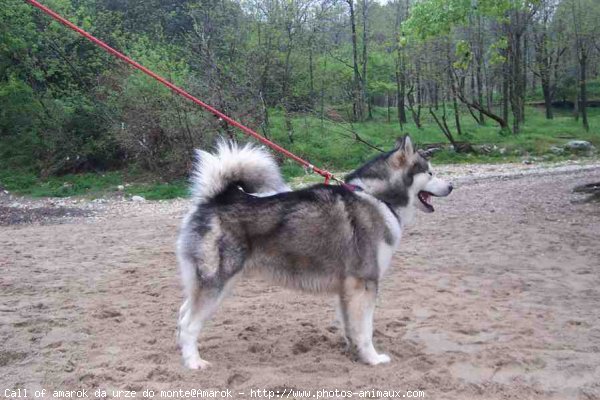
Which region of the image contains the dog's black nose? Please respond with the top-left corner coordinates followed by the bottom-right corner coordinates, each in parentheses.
top-left (448, 183), bottom-right (454, 193)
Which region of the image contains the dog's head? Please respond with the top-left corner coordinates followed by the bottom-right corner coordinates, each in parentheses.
top-left (345, 136), bottom-right (453, 213)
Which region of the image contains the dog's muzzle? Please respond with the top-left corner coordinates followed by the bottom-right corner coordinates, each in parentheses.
top-left (418, 179), bottom-right (453, 213)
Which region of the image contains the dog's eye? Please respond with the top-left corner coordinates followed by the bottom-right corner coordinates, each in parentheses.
top-left (428, 172), bottom-right (433, 176)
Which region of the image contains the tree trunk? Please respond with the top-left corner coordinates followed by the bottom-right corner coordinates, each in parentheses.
top-left (361, 0), bottom-right (370, 120)
top-left (396, 69), bottom-right (407, 124)
top-left (470, 70), bottom-right (476, 104)
top-left (395, 73), bottom-right (403, 130)
top-left (387, 92), bottom-right (391, 123)
top-left (348, 0), bottom-right (364, 122)
top-left (429, 105), bottom-right (458, 150)
top-left (309, 44), bottom-right (314, 101)
top-left (394, 0), bottom-right (406, 126)
top-left (453, 80), bottom-right (508, 130)
top-left (508, 10), bottom-right (527, 134)
top-left (416, 62), bottom-right (422, 126)
top-left (579, 49), bottom-right (589, 131)
top-left (285, 108), bottom-right (294, 144)
top-left (522, 30), bottom-right (528, 123)
top-left (453, 94), bottom-right (462, 136)
top-left (485, 67), bottom-right (493, 111)
top-left (502, 64), bottom-right (509, 124)
top-left (534, 25), bottom-right (554, 120)
top-left (282, 28), bottom-right (294, 143)
top-left (476, 57), bottom-right (485, 124)
top-left (510, 30), bottom-right (523, 134)
top-left (541, 81), bottom-right (553, 120)
top-left (320, 60), bottom-right (326, 131)
top-left (259, 91), bottom-right (270, 138)
top-left (446, 41), bottom-right (462, 135)
top-left (475, 14), bottom-right (485, 124)
top-left (407, 85), bottom-right (422, 129)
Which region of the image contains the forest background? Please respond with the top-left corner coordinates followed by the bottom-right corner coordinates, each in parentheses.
top-left (1, 0), bottom-right (599, 199)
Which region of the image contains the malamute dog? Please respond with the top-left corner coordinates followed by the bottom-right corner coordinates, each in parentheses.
top-left (176, 136), bottom-right (452, 369)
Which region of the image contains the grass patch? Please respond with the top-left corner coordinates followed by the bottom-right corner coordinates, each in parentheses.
top-left (1, 105), bottom-right (597, 199)
top-left (125, 180), bottom-right (189, 200)
top-left (0, 169), bottom-right (123, 197)
top-left (262, 105), bottom-right (599, 177)
top-left (0, 169), bottom-right (190, 200)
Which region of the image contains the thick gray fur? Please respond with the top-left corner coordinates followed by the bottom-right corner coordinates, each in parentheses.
top-left (176, 136), bottom-right (452, 369)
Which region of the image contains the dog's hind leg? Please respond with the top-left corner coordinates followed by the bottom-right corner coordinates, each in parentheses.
top-left (177, 232), bottom-right (244, 370)
top-left (340, 277), bottom-right (390, 365)
top-left (177, 286), bottom-right (226, 369)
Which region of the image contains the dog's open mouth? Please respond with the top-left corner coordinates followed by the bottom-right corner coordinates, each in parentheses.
top-left (418, 191), bottom-right (435, 212)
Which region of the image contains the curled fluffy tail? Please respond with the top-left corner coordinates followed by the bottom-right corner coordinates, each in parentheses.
top-left (191, 140), bottom-right (289, 203)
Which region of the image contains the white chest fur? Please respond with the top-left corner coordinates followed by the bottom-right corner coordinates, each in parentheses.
top-left (355, 191), bottom-right (402, 278)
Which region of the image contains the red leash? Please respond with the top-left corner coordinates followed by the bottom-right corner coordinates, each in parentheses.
top-left (25, 0), bottom-right (337, 185)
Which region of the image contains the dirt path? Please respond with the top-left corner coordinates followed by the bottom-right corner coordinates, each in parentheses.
top-left (1, 163), bottom-right (600, 399)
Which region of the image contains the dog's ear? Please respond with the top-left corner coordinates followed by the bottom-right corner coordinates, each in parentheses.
top-left (394, 135), bottom-right (414, 155)
top-left (391, 135), bottom-right (415, 167)
top-left (418, 148), bottom-right (433, 159)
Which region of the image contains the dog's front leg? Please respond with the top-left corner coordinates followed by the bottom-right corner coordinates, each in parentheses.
top-left (334, 295), bottom-right (350, 348)
top-left (340, 277), bottom-right (390, 365)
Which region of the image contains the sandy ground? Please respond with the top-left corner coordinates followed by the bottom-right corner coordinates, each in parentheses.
top-left (1, 162), bottom-right (600, 400)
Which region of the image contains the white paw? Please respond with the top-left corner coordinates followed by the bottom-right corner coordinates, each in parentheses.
top-left (362, 353), bottom-right (391, 365)
top-left (184, 357), bottom-right (211, 370)
top-left (375, 353), bottom-right (391, 364)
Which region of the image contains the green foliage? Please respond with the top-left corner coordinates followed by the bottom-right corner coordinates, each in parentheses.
top-left (2, 105), bottom-right (598, 198)
top-left (0, 76), bottom-right (39, 136)
top-left (404, 0), bottom-right (471, 39)
top-left (0, 168), bottom-right (192, 199)
top-left (453, 40), bottom-right (472, 70)
top-left (0, 169), bottom-right (122, 197)
top-left (267, 105), bottom-right (599, 176)
top-left (367, 50), bottom-right (396, 96)
top-left (1, 0), bottom-right (599, 200)
top-left (125, 180), bottom-right (189, 200)
top-left (403, 0), bottom-right (540, 40)
top-left (488, 38), bottom-right (508, 65)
